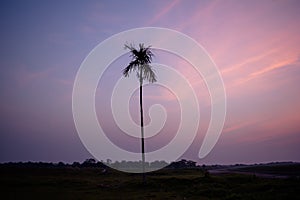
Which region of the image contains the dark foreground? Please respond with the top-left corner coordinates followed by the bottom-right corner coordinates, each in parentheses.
top-left (1, 164), bottom-right (300, 200)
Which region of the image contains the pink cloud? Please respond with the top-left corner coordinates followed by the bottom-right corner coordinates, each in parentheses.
top-left (147, 0), bottom-right (181, 26)
top-left (249, 56), bottom-right (298, 77)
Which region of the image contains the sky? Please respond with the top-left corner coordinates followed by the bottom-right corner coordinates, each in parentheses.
top-left (0, 0), bottom-right (300, 165)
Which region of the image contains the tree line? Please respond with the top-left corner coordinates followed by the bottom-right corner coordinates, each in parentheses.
top-left (0, 159), bottom-right (199, 170)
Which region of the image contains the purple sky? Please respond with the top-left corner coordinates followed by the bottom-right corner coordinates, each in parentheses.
top-left (1, 0), bottom-right (300, 164)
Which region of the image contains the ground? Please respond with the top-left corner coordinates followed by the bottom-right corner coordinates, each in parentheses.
top-left (1, 165), bottom-right (299, 199)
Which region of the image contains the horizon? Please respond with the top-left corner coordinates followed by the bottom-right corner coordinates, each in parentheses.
top-left (1, 0), bottom-right (300, 166)
top-left (1, 158), bottom-right (299, 166)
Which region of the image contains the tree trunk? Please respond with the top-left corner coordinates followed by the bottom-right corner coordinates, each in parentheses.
top-left (139, 70), bottom-right (146, 183)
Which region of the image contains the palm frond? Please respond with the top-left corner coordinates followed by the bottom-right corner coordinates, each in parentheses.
top-left (123, 43), bottom-right (156, 83)
top-left (122, 60), bottom-right (139, 77)
top-left (142, 64), bottom-right (157, 83)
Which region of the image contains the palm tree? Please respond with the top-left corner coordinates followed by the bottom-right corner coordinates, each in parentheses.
top-left (123, 43), bottom-right (156, 183)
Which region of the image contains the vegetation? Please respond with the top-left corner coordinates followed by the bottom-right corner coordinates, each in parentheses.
top-left (123, 43), bottom-right (157, 182)
top-left (0, 161), bottom-right (299, 199)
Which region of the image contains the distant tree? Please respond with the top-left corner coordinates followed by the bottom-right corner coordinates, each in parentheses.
top-left (82, 158), bottom-right (96, 167)
top-left (168, 159), bottom-right (198, 169)
top-left (150, 160), bottom-right (168, 169)
top-left (72, 162), bottom-right (81, 168)
top-left (96, 161), bottom-right (106, 168)
top-left (106, 159), bottom-right (112, 165)
top-left (57, 162), bottom-right (65, 167)
top-left (186, 160), bottom-right (197, 168)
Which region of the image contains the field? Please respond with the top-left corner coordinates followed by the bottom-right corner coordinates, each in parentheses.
top-left (1, 164), bottom-right (300, 200)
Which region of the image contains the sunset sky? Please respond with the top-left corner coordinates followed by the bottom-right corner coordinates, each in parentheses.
top-left (1, 0), bottom-right (300, 164)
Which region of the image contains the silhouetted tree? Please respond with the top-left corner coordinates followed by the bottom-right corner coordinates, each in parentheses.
top-left (82, 158), bottom-right (96, 167)
top-left (123, 43), bottom-right (156, 183)
top-left (150, 160), bottom-right (169, 169)
top-left (106, 159), bottom-right (112, 165)
top-left (57, 162), bottom-right (65, 167)
top-left (72, 162), bottom-right (81, 168)
top-left (168, 159), bottom-right (198, 169)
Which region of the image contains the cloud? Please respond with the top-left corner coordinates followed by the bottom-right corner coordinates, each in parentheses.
top-left (223, 120), bottom-right (258, 134)
top-left (176, 0), bottom-right (220, 31)
top-left (233, 55), bottom-right (299, 87)
top-left (250, 56), bottom-right (298, 77)
top-left (147, 0), bottom-right (181, 25)
top-left (221, 48), bottom-right (279, 75)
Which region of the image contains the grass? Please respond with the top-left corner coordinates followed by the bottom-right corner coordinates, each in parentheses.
top-left (0, 167), bottom-right (299, 199)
